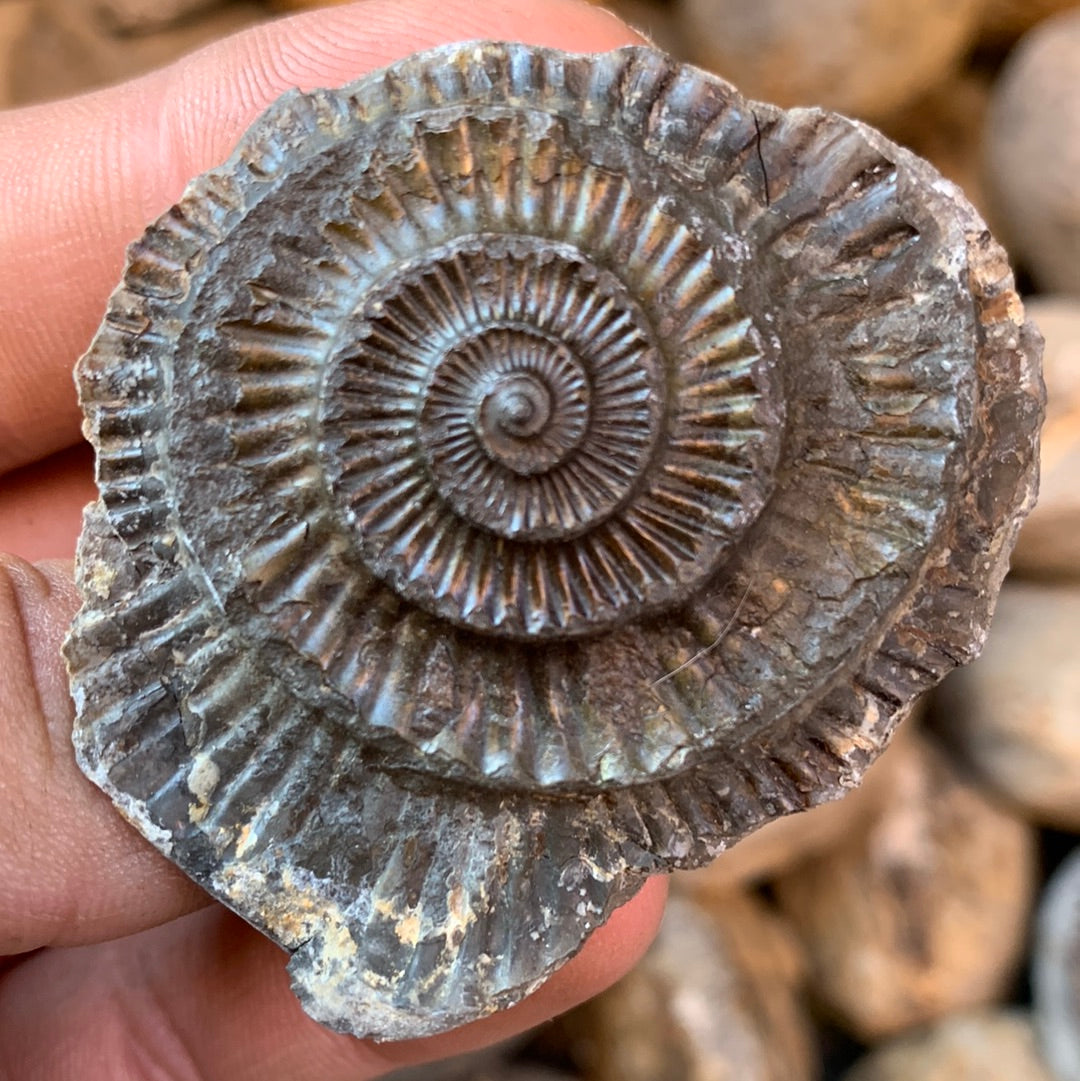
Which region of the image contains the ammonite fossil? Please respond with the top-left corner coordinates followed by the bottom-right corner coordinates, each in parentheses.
top-left (65, 42), bottom-right (1043, 1040)
top-left (1035, 849), bottom-right (1080, 1081)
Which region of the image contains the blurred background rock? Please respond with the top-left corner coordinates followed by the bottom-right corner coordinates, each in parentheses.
top-left (2, 0), bottom-right (1078, 1077)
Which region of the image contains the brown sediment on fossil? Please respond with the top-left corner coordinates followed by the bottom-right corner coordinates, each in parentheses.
top-left (64, 41), bottom-right (1043, 1040)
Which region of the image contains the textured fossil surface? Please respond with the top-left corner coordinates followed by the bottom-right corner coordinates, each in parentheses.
top-left (65, 41), bottom-right (1043, 1040)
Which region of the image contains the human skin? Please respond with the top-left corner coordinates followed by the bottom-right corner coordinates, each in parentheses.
top-left (0, 2), bottom-right (667, 1077)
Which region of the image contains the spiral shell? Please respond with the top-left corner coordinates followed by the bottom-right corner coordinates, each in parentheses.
top-left (65, 42), bottom-right (1042, 1040)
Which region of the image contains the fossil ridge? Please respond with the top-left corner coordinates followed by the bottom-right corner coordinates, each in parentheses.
top-left (65, 41), bottom-right (1043, 1040)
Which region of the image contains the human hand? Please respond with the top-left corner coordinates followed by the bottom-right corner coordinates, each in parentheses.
top-left (0, 2), bottom-right (667, 1076)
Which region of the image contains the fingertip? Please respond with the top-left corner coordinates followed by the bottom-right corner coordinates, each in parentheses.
top-left (0, 868), bottom-right (665, 1079)
top-left (0, 442), bottom-right (96, 562)
top-left (162, 0), bottom-right (645, 182)
top-left (0, 544), bottom-right (209, 955)
top-left (0, 551), bottom-right (78, 707)
top-left (552, 874), bottom-right (668, 1003)
top-left (0, 0), bottom-right (645, 474)
top-left (509, 873), bottom-right (668, 1018)
top-left (375, 874), bottom-right (669, 1071)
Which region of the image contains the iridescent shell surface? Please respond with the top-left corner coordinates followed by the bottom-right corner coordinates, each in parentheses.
top-left (65, 41), bottom-right (1043, 1040)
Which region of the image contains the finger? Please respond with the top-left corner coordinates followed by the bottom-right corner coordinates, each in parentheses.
top-left (0, 442), bottom-right (95, 561)
top-left (0, 878), bottom-right (667, 1081)
top-left (0, 555), bottom-right (209, 954)
top-left (0, 0), bottom-right (642, 474)
top-left (0, 0), bottom-right (643, 948)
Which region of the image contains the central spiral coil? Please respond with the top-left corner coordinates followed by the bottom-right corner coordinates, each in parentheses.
top-left (431, 329), bottom-right (590, 483)
top-left (320, 233), bottom-right (771, 637)
top-left (417, 319), bottom-right (644, 540)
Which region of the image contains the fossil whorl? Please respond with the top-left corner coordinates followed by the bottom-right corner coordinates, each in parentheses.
top-left (65, 42), bottom-right (1042, 1040)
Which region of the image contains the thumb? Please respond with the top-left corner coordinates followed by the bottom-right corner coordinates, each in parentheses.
top-left (0, 0), bottom-right (646, 949)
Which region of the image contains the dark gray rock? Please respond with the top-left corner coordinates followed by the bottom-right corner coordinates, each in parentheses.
top-left (64, 42), bottom-right (1043, 1040)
